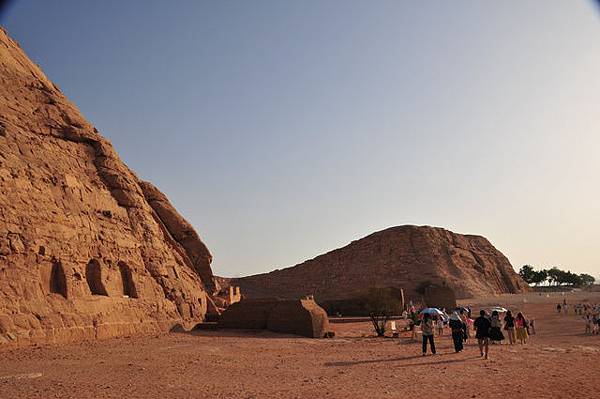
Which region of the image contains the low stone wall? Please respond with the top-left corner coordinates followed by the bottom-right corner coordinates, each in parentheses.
top-left (267, 299), bottom-right (329, 338)
top-left (218, 299), bottom-right (278, 330)
top-left (218, 298), bottom-right (330, 338)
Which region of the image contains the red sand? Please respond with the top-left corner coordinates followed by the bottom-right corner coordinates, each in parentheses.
top-left (1, 292), bottom-right (599, 399)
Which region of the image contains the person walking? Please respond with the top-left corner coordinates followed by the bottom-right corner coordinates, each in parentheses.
top-left (421, 313), bottom-right (436, 356)
top-left (449, 312), bottom-right (465, 353)
top-left (504, 310), bottom-right (516, 345)
top-left (466, 317), bottom-right (474, 341)
top-left (409, 319), bottom-right (417, 341)
top-left (489, 311), bottom-right (505, 344)
top-left (515, 312), bottom-right (529, 344)
top-left (474, 310), bottom-right (491, 359)
top-left (585, 315), bottom-right (592, 334)
top-left (459, 309), bottom-right (470, 341)
top-left (529, 318), bottom-right (536, 335)
top-left (435, 316), bottom-right (444, 337)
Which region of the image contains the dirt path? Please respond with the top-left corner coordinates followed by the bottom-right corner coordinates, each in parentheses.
top-left (1, 294), bottom-right (599, 398)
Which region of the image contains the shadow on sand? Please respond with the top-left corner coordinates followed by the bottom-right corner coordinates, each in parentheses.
top-left (170, 324), bottom-right (313, 340)
top-left (325, 353), bottom-right (481, 368)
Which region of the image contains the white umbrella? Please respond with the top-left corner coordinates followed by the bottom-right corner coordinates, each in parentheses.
top-left (420, 308), bottom-right (444, 316)
top-left (489, 306), bottom-right (508, 313)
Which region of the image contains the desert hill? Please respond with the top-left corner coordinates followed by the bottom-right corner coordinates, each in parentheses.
top-left (226, 225), bottom-right (528, 306)
top-left (0, 28), bottom-right (216, 346)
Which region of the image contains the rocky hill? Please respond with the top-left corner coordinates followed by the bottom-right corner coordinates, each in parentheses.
top-left (0, 28), bottom-right (216, 346)
top-left (227, 226), bottom-right (528, 304)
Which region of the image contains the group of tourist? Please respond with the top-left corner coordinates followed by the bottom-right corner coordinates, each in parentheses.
top-left (574, 302), bottom-right (600, 316)
top-left (557, 299), bottom-right (600, 335)
top-left (419, 308), bottom-right (533, 359)
top-left (579, 303), bottom-right (600, 335)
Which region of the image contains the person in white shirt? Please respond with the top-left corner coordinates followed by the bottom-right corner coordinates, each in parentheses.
top-left (421, 313), bottom-right (436, 356)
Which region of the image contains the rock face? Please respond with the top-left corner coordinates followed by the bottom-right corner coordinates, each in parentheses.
top-left (139, 181), bottom-right (216, 293)
top-left (423, 285), bottom-right (457, 310)
top-left (228, 226), bottom-right (528, 304)
top-left (218, 298), bottom-right (330, 338)
top-left (0, 28), bottom-right (216, 346)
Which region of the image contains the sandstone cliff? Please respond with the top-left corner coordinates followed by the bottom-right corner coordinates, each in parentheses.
top-left (228, 226), bottom-right (528, 303)
top-left (0, 28), bottom-right (216, 346)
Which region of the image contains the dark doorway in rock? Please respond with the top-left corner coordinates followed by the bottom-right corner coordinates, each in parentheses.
top-left (86, 259), bottom-right (108, 296)
top-left (118, 261), bottom-right (138, 298)
top-left (50, 261), bottom-right (67, 298)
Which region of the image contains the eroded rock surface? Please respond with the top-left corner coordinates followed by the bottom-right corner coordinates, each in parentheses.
top-left (228, 225), bottom-right (528, 303)
top-left (139, 181), bottom-right (216, 294)
top-left (0, 28), bottom-right (215, 346)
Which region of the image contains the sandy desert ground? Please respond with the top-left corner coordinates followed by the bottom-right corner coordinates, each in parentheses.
top-left (1, 292), bottom-right (599, 399)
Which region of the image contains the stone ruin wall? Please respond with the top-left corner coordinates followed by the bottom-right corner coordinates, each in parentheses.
top-left (218, 298), bottom-right (330, 338)
top-left (0, 28), bottom-right (217, 346)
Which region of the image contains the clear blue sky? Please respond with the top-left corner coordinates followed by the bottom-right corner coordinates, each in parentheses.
top-left (2, 1), bottom-right (600, 278)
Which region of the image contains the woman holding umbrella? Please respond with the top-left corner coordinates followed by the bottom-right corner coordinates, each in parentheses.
top-left (449, 312), bottom-right (465, 352)
top-left (420, 313), bottom-right (436, 356)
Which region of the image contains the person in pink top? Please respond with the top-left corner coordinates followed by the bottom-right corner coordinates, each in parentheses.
top-left (466, 316), bottom-right (474, 340)
top-left (515, 312), bottom-right (529, 344)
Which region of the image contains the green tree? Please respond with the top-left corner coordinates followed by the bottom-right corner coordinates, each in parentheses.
top-left (564, 271), bottom-right (582, 287)
top-left (547, 267), bottom-right (563, 286)
top-left (525, 266), bottom-right (593, 288)
top-left (545, 268), bottom-right (585, 287)
top-left (579, 274), bottom-right (596, 287)
top-left (519, 265), bottom-right (536, 284)
top-left (531, 269), bottom-right (548, 286)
